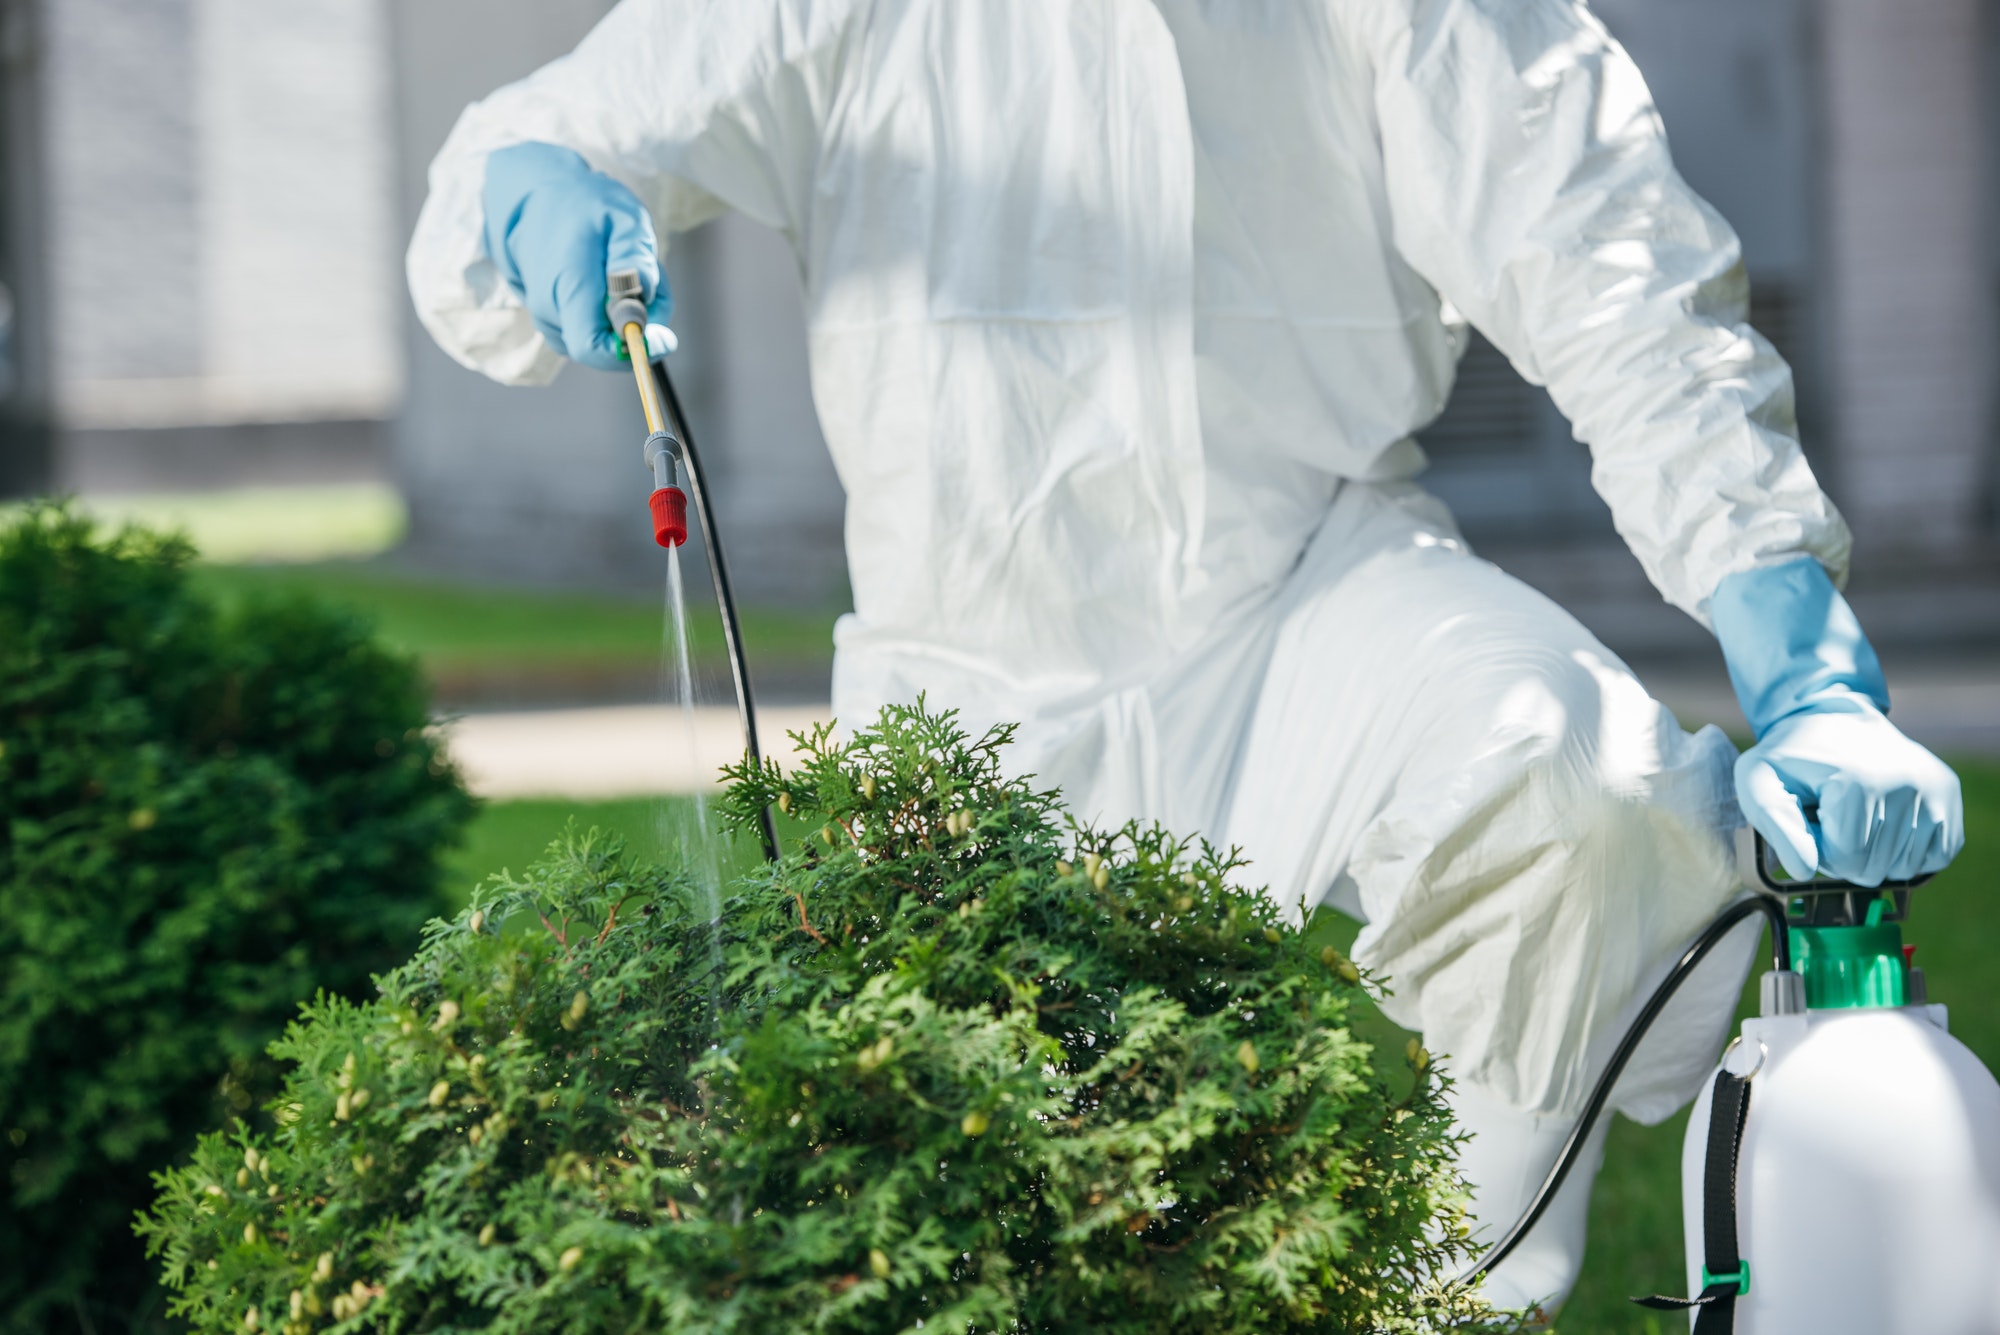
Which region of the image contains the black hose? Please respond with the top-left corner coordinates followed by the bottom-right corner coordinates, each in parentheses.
top-left (1461, 892), bottom-right (1791, 1282)
top-left (648, 356), bottom-right (780, 863)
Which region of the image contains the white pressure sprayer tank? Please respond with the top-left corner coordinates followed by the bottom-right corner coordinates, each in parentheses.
top-left (1662, 832), bottom-right (2000, 1333)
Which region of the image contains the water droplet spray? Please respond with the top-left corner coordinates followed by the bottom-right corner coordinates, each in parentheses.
top-left (660, 544), bottom-right (727, 1028)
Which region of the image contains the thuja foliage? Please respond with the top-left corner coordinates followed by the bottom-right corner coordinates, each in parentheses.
top-left (142, 703), bottom-right (1515, 1333)
top-left (0, 504), bottom-right (475, 1334)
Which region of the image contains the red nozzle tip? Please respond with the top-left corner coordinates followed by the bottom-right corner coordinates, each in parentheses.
top-left (649, 487), bottom-right (688, 548)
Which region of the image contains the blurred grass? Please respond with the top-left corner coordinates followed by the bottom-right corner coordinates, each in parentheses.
top-left (442, 796), bottom-right (772, 911)
top-left (444, 797), bottom-right (666, 902)
top-left (18, 486), bottom-right (840, 683)
top-left (7, 485), bottom-right (408, 563)
top-left (189, 562), bottom-right (839, 682)
top-left (1309, 759), bottom-right (1999, 1331)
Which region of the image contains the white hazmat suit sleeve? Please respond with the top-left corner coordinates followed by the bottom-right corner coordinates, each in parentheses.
top-left (405, 0), bottom-right (853, 386)
top-left (1357, 0), bottom-right (1850, 623)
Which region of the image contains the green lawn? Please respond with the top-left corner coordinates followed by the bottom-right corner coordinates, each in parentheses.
top-left (440, 795), bottom-right (770, 905)
top-left (452, 762), bottom-right (2000, 1330)
top-left (190, 562), bottom-right (839, 690)
top-left (10, 484), bottom-right (409, 565)
top-left (26, 488), bottom-right (841, 684)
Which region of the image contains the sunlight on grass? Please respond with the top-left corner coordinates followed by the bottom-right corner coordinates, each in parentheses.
top-left (189, 562), bottom-right (841, 679)
top-left (10, 489), bottom-right (840, 685)
top-left (195, 564), bottom-right (667, 667)
top-left (18, 484), bottom-right (408, 563)
top-left (443, 795), bottom-right (769, 912)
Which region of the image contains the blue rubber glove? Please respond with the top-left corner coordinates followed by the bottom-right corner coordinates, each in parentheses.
top-left (1712, 557), bottom-right (1962, 886)
top-left (481, 142), bottom-right (675, 371)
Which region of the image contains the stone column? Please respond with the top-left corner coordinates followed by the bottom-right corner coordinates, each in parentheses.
top-left (1820, 0), bottom-right (1994, 559)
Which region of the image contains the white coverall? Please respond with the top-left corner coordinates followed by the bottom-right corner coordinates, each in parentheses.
top-left (409, 0), bottom-right (1849, 1311)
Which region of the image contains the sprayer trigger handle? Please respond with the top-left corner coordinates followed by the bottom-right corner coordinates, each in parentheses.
top-left (1737, 826), bottom-right (1933, 893)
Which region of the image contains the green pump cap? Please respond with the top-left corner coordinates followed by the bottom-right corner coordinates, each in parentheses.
top-left (1789, 921), bottom-right (1907, 1009)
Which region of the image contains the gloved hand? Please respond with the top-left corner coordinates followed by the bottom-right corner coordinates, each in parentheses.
top-left (482, 141), bottom-right (675, 371)
top-left (1712, 557), bottom-right (1962, 886)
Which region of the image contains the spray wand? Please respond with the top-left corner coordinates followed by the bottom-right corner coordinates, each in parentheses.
top-left (608, 270), bottom-right (779, 861)
top-left (608, 272), bottom-right (690, 549)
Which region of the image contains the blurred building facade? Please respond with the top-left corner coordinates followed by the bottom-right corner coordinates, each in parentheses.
top-left (9, 0), bottom-right (1999, 640)
top-left (27, 0), bottom-right (401, 492)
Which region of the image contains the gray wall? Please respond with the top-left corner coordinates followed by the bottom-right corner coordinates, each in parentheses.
top-left (1598, 0), bottom-right (1818, 281)
top-left (1820, 0), bottom-right (1994, 558)
top-left (39, 0), bottom-right (398, 434)
top-left (45, 0), bottom-right (200, 388)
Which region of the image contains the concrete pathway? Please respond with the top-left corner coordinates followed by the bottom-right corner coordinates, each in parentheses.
top-left (442, 659), bottom-right (2000, 800)
top-left (442, 703), bottom-right (835, 799)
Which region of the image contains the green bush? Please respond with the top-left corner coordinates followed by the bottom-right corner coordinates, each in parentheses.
top-left (141, 703), bottom-right (1513, 1333)
top-left (0, 505), bottom-right (475, 1333)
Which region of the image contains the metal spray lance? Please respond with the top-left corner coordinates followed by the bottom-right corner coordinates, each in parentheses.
top-left (607, 269), bottom-right (688, 548)
top-left (602, 268), bottom-right (781, 862)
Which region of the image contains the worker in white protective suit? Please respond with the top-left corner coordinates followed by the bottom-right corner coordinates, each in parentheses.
top-left (408, 0), bottom-right (1964, 1317)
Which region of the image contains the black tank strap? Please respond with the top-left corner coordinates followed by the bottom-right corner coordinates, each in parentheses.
top-left (1632, 1069), bottom-right (1753, 1332)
